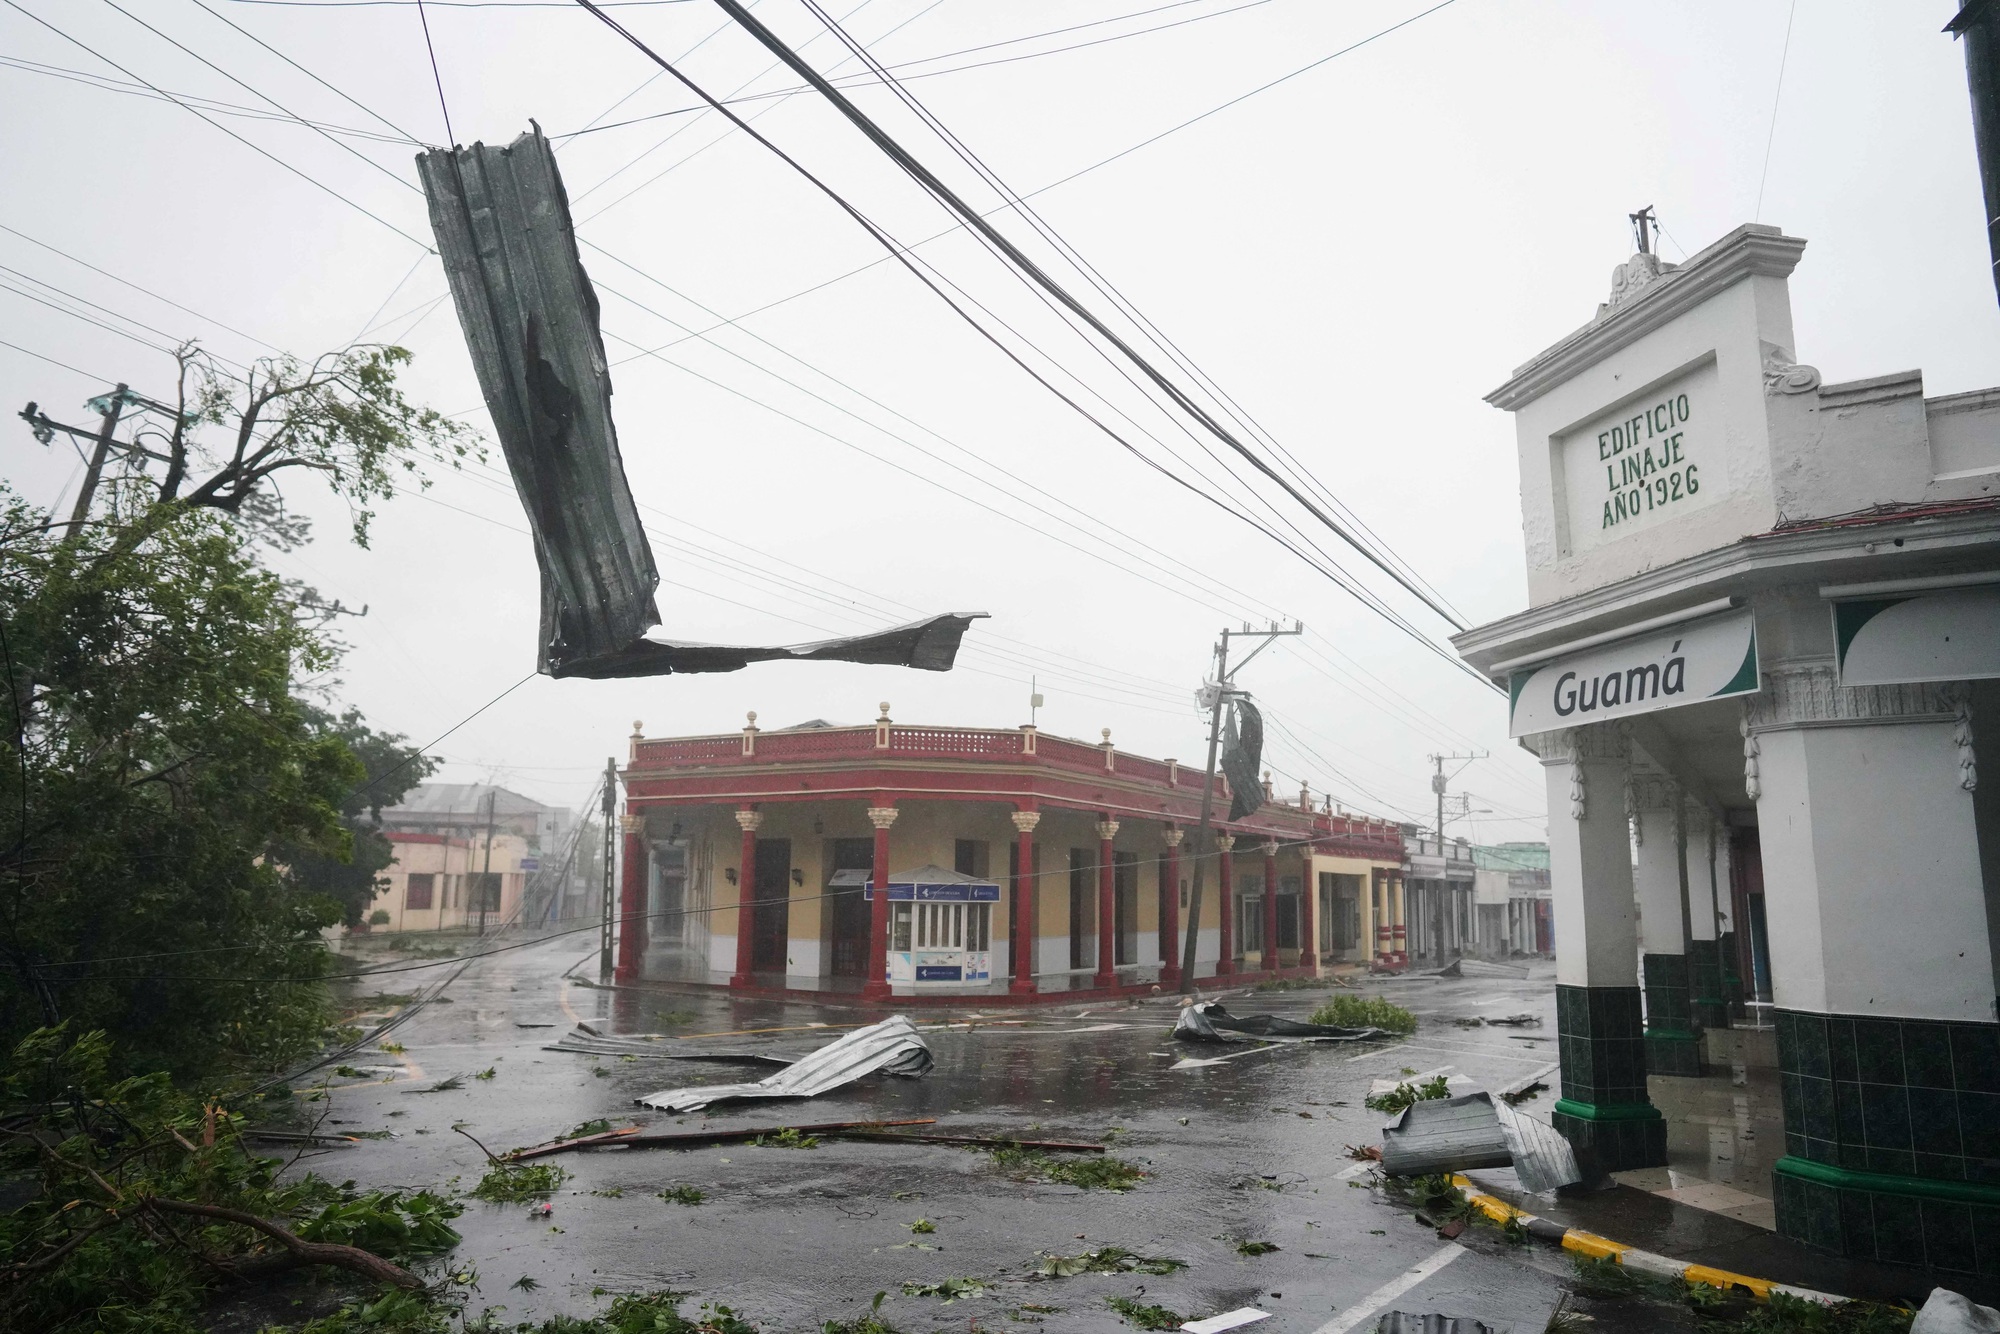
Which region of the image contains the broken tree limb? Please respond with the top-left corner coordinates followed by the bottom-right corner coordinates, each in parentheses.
top-left (140, 1197), bottom-right (424, 1290)
top-left (510, 1118), bottom-right (936, 1159)
top-left (504, 1126), bottom-right (641, 1161)
top-left (830, 1131), bottom-right (1105, 1152)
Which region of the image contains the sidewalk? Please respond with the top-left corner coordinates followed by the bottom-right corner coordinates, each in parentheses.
top-left (1480, 1025), bottom-right (2000, 1308)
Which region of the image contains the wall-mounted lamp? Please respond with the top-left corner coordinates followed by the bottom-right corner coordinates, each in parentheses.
top-left (723, 867), bottom-right (738, 885)
top-left (791, 868), bottom-right (805, 886)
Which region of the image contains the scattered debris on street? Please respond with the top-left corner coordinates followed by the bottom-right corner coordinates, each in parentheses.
top-left (635, 1014), bottom-right (933, 1111)
top-left (1172, 1000), bottom-right (1389, 1044)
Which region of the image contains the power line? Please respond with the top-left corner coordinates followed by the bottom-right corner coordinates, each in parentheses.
top-left (1, 0), bottom-right (432, 248)
top-left (1753, 0), bottom-right (1798, 222)
top-left (573, 1), bottom-right (1487, 687)
top-left (415, 0), bottom-right (457, 144)
top-left (0, 221), bottom-right (282, 352)
top-left (710, 0), bottom-right (1469, 637)
top-left (552, 0), bottom-right (1280, 141)
top-left (797, 0), bottom-right (1468, 629)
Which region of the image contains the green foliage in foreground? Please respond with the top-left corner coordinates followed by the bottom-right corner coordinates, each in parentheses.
top-left (1566, 1257), bottom-right (1914, 1333)
top-left (1033, 1246), bottom-right (1184, 1276)
top-left (1307, 994), bottom-right (1418, 1034)
top-left (0, 1027), bottom-right (461, 1334)
top-left (988, 1147), bottom-right (1145, 1190)
top-left (1107, 1296), bottom-right (1184, 1330)
top-left (469, 1163), bottom-right (568, 1203)
top-left (1366, 1075), bottom-right (1451, 1114)
top-left (820, 1293), bottom-right (897, 1334)
top-left (282, 1289), bottom-right (761, 1334)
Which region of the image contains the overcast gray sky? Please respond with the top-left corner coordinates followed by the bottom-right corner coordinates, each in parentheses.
top-left (4, 0), bottom-right (1994, 837)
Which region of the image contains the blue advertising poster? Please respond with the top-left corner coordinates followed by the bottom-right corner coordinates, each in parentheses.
top-left (916, 965), bottom-right (964, 982)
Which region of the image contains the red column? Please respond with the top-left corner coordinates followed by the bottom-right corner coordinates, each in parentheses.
top-left (1263, 842), bottom-right (1280, 975)
top-left (1010, 808), bottom-right (1040, 996)
top-left (729, 808), bottom-right (761, 988)
top-left (863, 800), bottom-right (897, 1001)
top-left (1160, 827), bottom-right (1183, 988)
top-left (1299, 852), bottom-right (1318, 972)
top-left (1215, 833), bottom-right (1236, 976)
top-left (1093, 818), bottom-right (1119, 989)
top-left (614, 814), bottom-right (646, 982)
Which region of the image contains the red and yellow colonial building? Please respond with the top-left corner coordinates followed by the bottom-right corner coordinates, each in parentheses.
top-left (612, 706), bottom-right (1407, 999)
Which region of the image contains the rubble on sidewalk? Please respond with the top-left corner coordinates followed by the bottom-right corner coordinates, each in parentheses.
top-left (635, 1014), bottom-right (932, 1112)
top-left (1378, 1091), bottom-right (1581, 1192)
top-left (1915, 1288), bottom-right (2000, 1332)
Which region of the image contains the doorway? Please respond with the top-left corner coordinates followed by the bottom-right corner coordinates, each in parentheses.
top-left (1068, 848), bottom-right (1092, 971)
top-left (827, 837), bottom-right (874, 979)
top-left (1114, 851), bottom-right (1137, 965)
top-left (751, 837), bottom-right (791, 973)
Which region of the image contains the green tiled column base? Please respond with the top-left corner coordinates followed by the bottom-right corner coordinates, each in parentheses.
top-left (1688, 939), bottom-right (1728, 1029)
top-left (1555, 984), bottom-right (1667, 1171)
top-left (1642, 953), bottom-right (1701, 1076)
top-left (1775, 1008), bottom-right (2000, 1274)
top-left (1645, 1029), bottom-right (1703, 1077)
top-left (1773, 1157), bottom-right (2000, 1276)
top-left (1552, 1098), bottom-right (1668, 1172)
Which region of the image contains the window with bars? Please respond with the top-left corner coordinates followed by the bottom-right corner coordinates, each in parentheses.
top-left (908, 901), bottom-right (992, 951)
top-left (405, 874), bottom-right (434, 911)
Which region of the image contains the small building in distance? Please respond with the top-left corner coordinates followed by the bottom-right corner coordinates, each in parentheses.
top-left (370, 783), bottom-right (576, 931)
top-left (1472, 842), bottom-right (1552, 957)
top-left (612, 708), bottom-right (1408, 997)
top-left (1401, 831), bottom-right (1476, 965)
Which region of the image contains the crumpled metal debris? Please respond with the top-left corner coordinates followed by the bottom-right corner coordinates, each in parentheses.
top-left (1914, 1287), bottom-right (2000, 1333)
top-left (1379, 1091), bottom-right (1581, 1193)
top-left (416, 126), bottom-right (984, 679)
top-left (635, 1014), bottom-right (932, 1112)
top-left (1173, 1000), bottom-right (1388, 1044)
top-left (1221, 698), bottom-right (1264, 821)
top-left (1376, 1316), bottom-right (1496, 1333)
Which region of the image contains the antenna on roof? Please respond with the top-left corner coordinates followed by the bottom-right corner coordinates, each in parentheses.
top-left (1029, 675), bottom-right (1043, 727)
top-left (1629, 205), bottom-right (1657, 256)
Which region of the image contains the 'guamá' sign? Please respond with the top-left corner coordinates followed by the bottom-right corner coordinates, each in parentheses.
top-left (1507, 608), bottom-right (1759, 738)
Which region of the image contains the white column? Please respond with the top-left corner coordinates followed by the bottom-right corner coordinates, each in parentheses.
top-left (1541, 724), bottom-right (1640, 989)
top-left (1750, 669), bottom-right (1993, 1022)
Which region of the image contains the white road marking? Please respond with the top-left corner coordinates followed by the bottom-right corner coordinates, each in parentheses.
top-left (1311, 1242), bottom-right (1466, 1334)
top-left (1344, 1043), bottom-right (1407, 1063)
top-left (1170, 1044), bottom-right (1292, 1070)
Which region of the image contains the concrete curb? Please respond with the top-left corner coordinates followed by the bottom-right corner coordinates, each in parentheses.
top-left (1445, 1174), bottom-right (1848, 1306)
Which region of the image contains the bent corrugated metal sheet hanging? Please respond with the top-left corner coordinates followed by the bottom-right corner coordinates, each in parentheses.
top-left (415, 125), bottom-right (982, 678)
top-left (1221, 696), bottom-right (1264, 821)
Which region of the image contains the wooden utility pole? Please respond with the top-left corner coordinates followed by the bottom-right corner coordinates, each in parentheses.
top-left (67, 384), bottom-right (127, 537)
top-left (1427, 752), bottom-right (1485, 965)
top-left (1177, 622), bottom-right (1302, 993)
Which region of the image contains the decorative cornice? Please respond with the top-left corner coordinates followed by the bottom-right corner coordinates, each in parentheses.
top-left (1452, 508), bottom-right (2000, 676)
top-left (1569, 722), bottom-right (1630, 762)
top-left (1161, 826), bottom-right (1185, 848)
top-left (1761, 341), bottom-right (1821, 396)
top-left (1214, 834), bottom-right (1236, 853)
top-left (1095, 819), bottom-right (1121, 842)
top-left (619, 814), bottom-right (644, 834)
top-left (1009, 810), bottom-right (1042, 834)
top-left (1486, 225), bottom-right (1806, 412)
top-left (734, 808), bottom-right (763, 833)
top-left (865, 805), bottom-right (899, 830)
top-left (1744, 666), bottom-right (1965, 731)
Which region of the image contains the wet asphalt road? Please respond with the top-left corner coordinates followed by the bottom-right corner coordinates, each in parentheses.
top-left (305, 938), bottom-right (1573, 1333)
